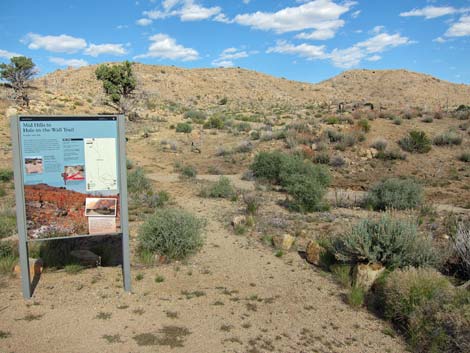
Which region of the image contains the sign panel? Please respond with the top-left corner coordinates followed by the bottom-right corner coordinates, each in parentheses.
top-left (18, 116), bottom-right (121, 240)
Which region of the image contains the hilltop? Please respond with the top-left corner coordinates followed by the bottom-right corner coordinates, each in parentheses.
top-left (27, 64), bottom-right (470, 113)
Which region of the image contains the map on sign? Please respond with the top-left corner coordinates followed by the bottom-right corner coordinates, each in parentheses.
top-left (84, 138), bottom-right (117, 191)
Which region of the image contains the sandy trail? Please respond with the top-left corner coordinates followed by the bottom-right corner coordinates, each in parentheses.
top-left (0, 176), bottom-right (407, 353)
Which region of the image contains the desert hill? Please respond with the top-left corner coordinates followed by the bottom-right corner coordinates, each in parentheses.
top-left (29, 64), bottom-right (470, 112)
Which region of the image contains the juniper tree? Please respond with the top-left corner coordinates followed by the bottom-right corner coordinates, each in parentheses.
top-left (95, 61), bottom-right (137, 116)
top-left (0, 56), bottom-right (37, 107)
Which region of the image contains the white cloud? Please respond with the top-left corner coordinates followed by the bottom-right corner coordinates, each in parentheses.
top-left (212, 47), bottom-right (252, 67)
top-left (234, 0), bottom-right (354, 38)
top-left (356, 33), bottom-right (412, 54)
top-left (142, 0), bottom-right (222, 22)
top-left (136, 18), bottom-right (153, 26)
top-left (23, 33), bottom-right (87, 53)
top-left (49, 57), bottom-right (88, 68)
top-left (445, 15), bottom-right (470, 37)
top-left (134, 33), bottom-right (199, 61)
top-left (295, 19), bottom-right (344, 40)
top-left (267, 41), bottom-right (327, 60)
top-left (400, 6), bottom-right (458, 19)
top-left (367, 54), bottom-right (381, 61)
top-left (0, 49), bottom-right (22, 59)
top-left (351, 10), bottom-right (361, 18)
top-left (372, 25), bottom-right (384, 34)
top-left (267, 31), bottom-right (412, 68)
top-left (84, 43), bottom-right (127, 57)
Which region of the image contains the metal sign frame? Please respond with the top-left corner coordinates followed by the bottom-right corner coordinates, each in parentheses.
top-left (10, 115), bottom-right (131, 299)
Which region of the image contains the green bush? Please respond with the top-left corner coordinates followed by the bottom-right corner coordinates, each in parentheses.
top-left (235, 122), bottom-right (251, 132)
top-left (138, 208), bottom-right (206, 260)
top-left (127, 167), bottom-right (168, 208)
top-left (250, 151), bottom-right (285, 183)
top-left (399, 130), bottom-right (431, 153)
top-left (184, 110), bottom-right (206, 124)
top-left (180, 165), bottom-right (197, 179)
top-left (331, 215), bottom-right (441, 269)
top-left (285, 173), bottom-right (329, 212)
top-left (357, 119), bottom-right (371, 133)
top-left (0, 210), bottom-right (16, 239)
top-left (365, 178), bottom-right (423, 211)
top-left (380, 268), bottom-right (470, 352)
top-left (433, 131), bottom-right (462, 146)
top-left (251, 151), bottom-right (330, 212)
top-left (348, 286), bottom-right (365, 308)
top-left (376, 149), bottom-right (407, 161)
top-left (458, 152), bottom-right (470, 162)
top-left (0, 256), bottom-right (17, 275)
top-left (175, 122), bottom-right (192, 133)
top-left (0, 240), bottom-right (17, 259)
top-left (0, 169), bottom-right (13, 182)
top-left (313, 152), bottom-right (330, 164)
top-left (199, 177), bottom-right (236, 199)
top-left (203, 116), bottom-right (224, 129)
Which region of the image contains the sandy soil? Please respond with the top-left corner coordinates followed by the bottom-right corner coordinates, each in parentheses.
top-left (0, 174), bottom-right (407, 353)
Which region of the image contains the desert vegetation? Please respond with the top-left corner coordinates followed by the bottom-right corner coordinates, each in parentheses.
top-left (0, 63), bottom-right (469, 353)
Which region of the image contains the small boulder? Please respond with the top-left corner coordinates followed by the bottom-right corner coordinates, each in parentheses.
top-left (231, 215), bottom-right (246, 228)
top-left (305, 240), bottom-right (324, 266)
top-left (273, 234), bottom-right (295, 251)
top-left (353, 263), bottom-right (385, 292)
top-left (14, 258), bottom-right (43, 278)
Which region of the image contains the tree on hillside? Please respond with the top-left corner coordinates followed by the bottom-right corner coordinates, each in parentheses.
top-left (0, 56), bottom-right (37, 107)
top-left (95, 61), bottom-right (137, 117)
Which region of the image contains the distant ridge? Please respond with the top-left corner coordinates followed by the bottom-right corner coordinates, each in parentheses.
top-left (31, 63), bottom-right (470, 110)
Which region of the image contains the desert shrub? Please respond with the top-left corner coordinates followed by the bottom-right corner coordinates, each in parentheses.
top-left (203, 116), bottom-right (224, 129)
top-left (421, 116), bottom-right (433, 123)
top-left (175, 122), bottom-right (192, 133)
top-left (179, 165), bottom-right (197, 179)
top-left (137, 208), bottom-right (206, 260)
top-left (0, 169), bottom-right (13, 182)
top-left (393, 116), bottom-right (403, 125)
top-left (243, 192), bottom-right (260, 215)
top-left (325, 129), bottom-right (344, 143)
top-left (0, 210), bottom-right (16, 239)
top-left (331, 215), bottom-right (441, 269)
top-left (458, 152), bottom-right (470, 163)
top-left (453, 222), bottom-right (470, 279)
top-left (370, 138), bottom-right (388, 152)
top-left (284, 173), bottom-right (329, 212)
top-left (433, 130), bottom-right (462, 146)
top-left (329, 155), bottom-right (346, 168)
top-left (251, 151), bottom-right (330, 212)
top-left (233, 140), bottom-right (253, 153)
top-left (365, 178), bottom-right (423, 211)
top-left (348, 286), bottom-right (366, 308)
top-left (380, 268), bottom-right (470, 353)
top-left (184, 110), bottom-right (206, 123)
top-left (127, 167), bottom-right (151, 194)
top-left (0, 255), bottom-right (17, 275)
top-left (0, 240), bottom-right (17, 259)
top-left (399, 130), bottom-right (431, 153)
top-left (199, 177), bottom-right (236, 199)
top-left (313, 152), bottom-right (330, 164)
top-left (250, 151), bottom-right (285, 182)
top-left (357, 119), bottom-right (371, 132)
top-left (127, 167), bottom-right (167, 208)
top-left (235, 122), bottom-right (251, 132)
top-left (376, 149), bottom-right (407, 161)
top-left (249, 130), bottom-right (260, 140)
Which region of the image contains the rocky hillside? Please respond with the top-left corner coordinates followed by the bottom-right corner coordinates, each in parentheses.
top-left (26, 64), bottom-right (470, 112)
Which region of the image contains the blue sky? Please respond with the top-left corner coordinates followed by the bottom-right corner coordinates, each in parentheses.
top-left (1, 0), bottom-right (470, 84)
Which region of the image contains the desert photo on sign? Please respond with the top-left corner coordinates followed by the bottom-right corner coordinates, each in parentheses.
top-left (24, 157), bottom-right (43, 174)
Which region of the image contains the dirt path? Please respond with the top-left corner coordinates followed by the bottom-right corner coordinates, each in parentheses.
top-left (0, 176), bottom-right (407, 353)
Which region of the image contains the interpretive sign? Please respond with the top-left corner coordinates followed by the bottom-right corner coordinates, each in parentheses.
top-left (11, 116), bottom-right (131, 298)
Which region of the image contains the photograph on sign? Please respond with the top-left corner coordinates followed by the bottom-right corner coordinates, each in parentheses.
top-left (85, 198), bottom-right (117, 217)
top-left (19, 117), bottom-right (121, 240)
top-left (25, 157), bottom-right (43, 174)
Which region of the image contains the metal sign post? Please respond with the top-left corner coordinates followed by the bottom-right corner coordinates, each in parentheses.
top-left (10, 115), bottom-right (131, 299)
